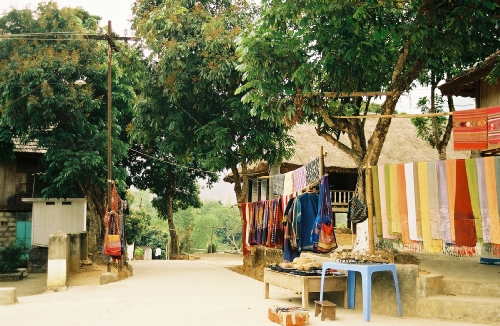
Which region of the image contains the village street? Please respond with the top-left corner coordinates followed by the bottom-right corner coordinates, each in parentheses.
top-left (0, 253), bottom-right (494, 326)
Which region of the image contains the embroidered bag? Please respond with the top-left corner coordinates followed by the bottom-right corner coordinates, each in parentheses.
top-left (348, 169), bottom-right (368, 224)
top-left (104, 211), bottom-right (121, 256)
top-left (312, 175), bottom-right (338, 253)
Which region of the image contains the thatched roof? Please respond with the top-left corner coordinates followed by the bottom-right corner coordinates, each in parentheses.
top-left (224, 117), bottom-right (470, 183)
top-left (439, 50), bottom-right (500, 97)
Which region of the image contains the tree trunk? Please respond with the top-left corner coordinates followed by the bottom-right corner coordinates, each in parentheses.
top-left (232, 163), bottom-right (250, 255)
top-left (165, 193), bottom-right (180, 259)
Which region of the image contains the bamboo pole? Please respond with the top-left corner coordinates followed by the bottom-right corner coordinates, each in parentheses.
top-left (331, 112), bottom-right (453, 119)
top-left (366, 161), bottom-right (375, 254)
top-left (319, 146), bottom-right (324, 178)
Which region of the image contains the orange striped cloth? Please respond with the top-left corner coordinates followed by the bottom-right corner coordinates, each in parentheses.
top-left (484, 157), bottom-right (500, 244)
top-left (453, 108), bottom-right (488, 150)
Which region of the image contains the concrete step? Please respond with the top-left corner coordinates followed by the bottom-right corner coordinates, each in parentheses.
top-left (419, 294), bottom-right (500, 324)
top-left (442, 279), bottom-right (500, 298)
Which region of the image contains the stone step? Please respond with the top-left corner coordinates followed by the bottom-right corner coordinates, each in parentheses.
top-left (442, 279), bottom-right (500, 298)
top-left (420, 294), bottom-right (500, 324)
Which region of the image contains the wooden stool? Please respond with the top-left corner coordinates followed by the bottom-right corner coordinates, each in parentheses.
top-left (314, 300), bottom-right (336, 321)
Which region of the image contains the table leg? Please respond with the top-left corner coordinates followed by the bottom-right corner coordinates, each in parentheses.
top-left (319, 268), bottom-right (327, 302)
top-left (362, 271), bottom-right (372, 322)
top-left (302, 278), bottom-right (309, 308)
top-left (347, 270), bottom-right (356, 309)
top-left (392, 270), bottom-right (402, 317)
top-left (265, 281), bottom-right (269, 299)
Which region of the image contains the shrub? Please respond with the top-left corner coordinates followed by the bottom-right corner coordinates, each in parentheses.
top-left (0, 241), bottom-right (29, 273)
top-left (133, 247), bottom-right (144, 260)
top-left (207, 243), bottom-right (217, 254)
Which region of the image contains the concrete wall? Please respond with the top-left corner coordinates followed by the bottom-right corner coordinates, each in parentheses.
top-left (0, 212), bottom-right (16, 244)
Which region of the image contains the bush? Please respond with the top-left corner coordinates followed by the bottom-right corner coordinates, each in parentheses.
top-left (207, 243), bottom-right (217, 254)
top-left (133, 247), bottom-right (144, 260)
top-left (0, 241), bottom-right (29, 273)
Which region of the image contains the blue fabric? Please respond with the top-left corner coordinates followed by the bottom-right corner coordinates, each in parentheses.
top-left (297, 193), bottom-right (319, 251)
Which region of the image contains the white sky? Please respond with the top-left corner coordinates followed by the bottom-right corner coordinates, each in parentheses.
top-left (0, 0), bottom-right (135, 37)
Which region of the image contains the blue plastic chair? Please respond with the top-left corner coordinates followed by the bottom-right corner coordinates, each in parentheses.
top-left (319, 262), bottom-right (402, 322)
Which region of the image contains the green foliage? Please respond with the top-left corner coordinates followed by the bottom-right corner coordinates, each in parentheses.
top-left (236, 0), bottom-right (500, 167)
top-left (0, 241), bottom-right (29, 273)
top-left (411, 96), bottom-right (448, 149)
top-left (133, 247), bottom-right (144, 260)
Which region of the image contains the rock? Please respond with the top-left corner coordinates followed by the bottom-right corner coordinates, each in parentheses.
top-left (100, 272), bottom-right (117, 285)
top-left (0, 287), bottom-right (18, 305)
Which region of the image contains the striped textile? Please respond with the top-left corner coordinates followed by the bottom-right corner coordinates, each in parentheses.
top-left (495, 156), bottom-right (500, 214)
top-left (454, 159), bottom-right (477, 247)
top-left (436, 160), bottom-right (452, 243)
top-left (305, 158), bottom-right (320, 186)
top-left (484, 157), bottom-right (500, 244)
top-left (371, 166), bottom-right (383, 237)
top-left (465, 158), bottom-right (483, 240)
top-left (293, 166), bottom-right (306, 192)
top-left (453, 108), bottom-right (488, 150)
top-left (384, 165), bottom-right (394, 234)
top-left (427, 161), bottom-right (442, 240)
top-left (389, 164), bottom-right (401, 233)
top-left (405, 162), bottom-right (421, 241)
top-left (378, 165), bottom-right (391, 239)
top-left (476, 158), bottom-right (491, 243)
top-left (446, 160), bottom-right (457, 242)
top-left (397, 164), bottom-right (415, 244)
top-left (418, 162), bottom-right (442, 253)
top-left (414, 163), bottom-right (424, 240)
top-left (487, 106), bottom-right (500, 144)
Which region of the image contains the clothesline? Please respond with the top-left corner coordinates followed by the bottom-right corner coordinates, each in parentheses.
top-left (331, 112), bottom-right (454, 119)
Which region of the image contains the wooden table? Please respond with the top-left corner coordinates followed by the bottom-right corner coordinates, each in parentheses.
top-left (264, 268), bottom-right (347, 308)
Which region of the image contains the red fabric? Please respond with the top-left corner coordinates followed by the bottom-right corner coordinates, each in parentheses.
top-left (453, 108), bottom-right (488, 150)
top-left (487, 106), bottom-right (500, 144)
top-left (454, 160), bottom-right (477, 247)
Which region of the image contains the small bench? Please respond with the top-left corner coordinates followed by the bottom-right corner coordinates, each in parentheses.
top-left (314, 300), bottom-right (336, 321)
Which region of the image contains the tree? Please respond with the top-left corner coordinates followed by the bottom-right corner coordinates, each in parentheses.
top-left (0, 2), bottom-right (136, 256)
top-left (130, 0), bottom-right (294, 254)
top-left (236, 0), bottom-right (500, 249)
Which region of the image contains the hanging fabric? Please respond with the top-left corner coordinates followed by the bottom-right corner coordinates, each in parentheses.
top-left (306, 158), bottom-right (320, 186)
top-left (104, 210), bottom-right (121, 256)
top-left (427, 161), bottom-right (442, 240)
top-left (484, 157), bottom-right (500, 245)
top-left (446, 159), bottom-right (457, 242)
top-left (454, 159), bottom-right (477, 247)
top-left (465, 159), bottom-right (483, 240)
top-left (273, 174), bottom-right (285, 196)
top-left (436, 161), bottom-right (453, 243)
top-left (404, 162), bottom-right (421, 241)
top-left (418, 162), bottom-right (442, 253)
top-left (487, 106), bottom-right (500, 144)
top-left (312, 175), bottom-right (337, 253)
top-left (293, 166), bottom-right (307, 192)
top-left (371, 166), bottom-right (383, 237)
top-left (283, 171), bottom-right (294, 196)
top-left (476, 158), bottom-right (491, 243)
top-left (453, 108), bottom-right (488, 150)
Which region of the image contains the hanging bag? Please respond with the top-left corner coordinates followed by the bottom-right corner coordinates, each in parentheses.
top-left (348, 169), bottom-right (368, 224)
top-left (104, 211), bottom-right (121, 256)
top-left (312, 176), bottom-right (338, 253)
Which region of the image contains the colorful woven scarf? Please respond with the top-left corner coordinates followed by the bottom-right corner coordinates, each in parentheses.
top-left (405, 162), bottom-right (421, 241)
top-left (414, 163), bottom-right (424, 240)
top-left (389, 164), bottom-right (401, 233)
top-left (454, 159), bottom-right (477, 247)
top-left (436, 160), bottom-right (452, 243)
top-left (384, 165), bottom-right (395, 235)
top-left (397, 164), bottom-right (415, 244)
top-left (465, 158), bottom-right (483, 240)
top-left (453, 108), bottom-right (488, 150)
top-left (371, 166), bottom-right (383, 237)
top-left (446, 159), bottom-right (457, 242)
top-left (418, 162), bottom-right (442, 253)
top-left (485, 157), bottom-right (500, 245)
top-left (378, 165), bottom-right (391, 239)
top-left (427, 161), bottom-right (442, 240)
top-left (476, 158), bottom-right (491, 243)
top-left (487, 106), bottom-right (500, 144)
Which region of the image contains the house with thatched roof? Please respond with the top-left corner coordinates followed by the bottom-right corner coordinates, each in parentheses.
top-left (225, 117), bottom-right (469, 224)
top-left (439, 50), bottom-right (500, 156)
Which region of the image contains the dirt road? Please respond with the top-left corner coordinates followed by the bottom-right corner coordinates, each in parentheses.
top-left (0, 252), bottom-right (491, 326)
